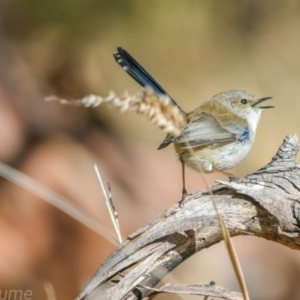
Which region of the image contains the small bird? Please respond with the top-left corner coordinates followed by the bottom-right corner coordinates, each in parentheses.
top-left (113, 47), bottom-right (273, 198)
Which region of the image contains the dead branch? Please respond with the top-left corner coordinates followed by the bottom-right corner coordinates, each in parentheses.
top-left (77, 134), bottom-right (300, 300)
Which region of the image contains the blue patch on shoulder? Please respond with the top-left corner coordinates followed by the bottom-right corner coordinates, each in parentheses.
top-left (238, 128), bottom-right (249, 141)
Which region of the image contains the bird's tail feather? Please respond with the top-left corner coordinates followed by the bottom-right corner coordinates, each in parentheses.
top-left (113, 47), bottom-right (182, 111)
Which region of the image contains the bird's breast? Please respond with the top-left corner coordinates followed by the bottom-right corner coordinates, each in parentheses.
top-left (177, 136), bottom-right (254, 173)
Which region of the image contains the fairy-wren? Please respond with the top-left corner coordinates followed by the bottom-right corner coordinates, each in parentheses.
top-left (113, 47), bottom-right (273, 197)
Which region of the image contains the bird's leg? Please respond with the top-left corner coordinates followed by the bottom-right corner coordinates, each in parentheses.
top-left (181, 161), bottom-right (187, 196)
top-left (219, 170), bottom-right (239, 182)
top-left (179, 160), bottom-right (188, 207)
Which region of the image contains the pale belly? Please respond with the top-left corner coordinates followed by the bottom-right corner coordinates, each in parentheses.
top-left (177, 141), bottom-right (253, 173)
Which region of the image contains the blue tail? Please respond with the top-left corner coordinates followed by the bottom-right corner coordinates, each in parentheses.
top-left (113, 47), bottom-right (181, 110)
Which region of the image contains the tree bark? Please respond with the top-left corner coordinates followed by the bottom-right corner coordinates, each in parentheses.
top-left (77, 134), bottom-right (300, 300)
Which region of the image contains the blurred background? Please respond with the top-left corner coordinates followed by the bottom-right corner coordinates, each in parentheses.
top-left (0, 1), bottom-right (300, 299)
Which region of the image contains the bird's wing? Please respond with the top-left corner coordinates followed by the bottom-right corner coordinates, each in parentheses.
top-left (175, 113), bottom-right (246, 149)
top-left (113, 47), bottom-right (183, 111)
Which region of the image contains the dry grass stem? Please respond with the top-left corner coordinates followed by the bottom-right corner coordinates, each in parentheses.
top-left (186, 145), bottom-right (249, 300)
top-left (44, 281), bottom-right (57, 300)
top-left (94, 164), bottom-right (122, 243)
top-left (0, 162), bottom-right (117, 245)
top-left (219, 218), bottom-right (249, 300)
top-left (45, 88), bottom-right (186, 137)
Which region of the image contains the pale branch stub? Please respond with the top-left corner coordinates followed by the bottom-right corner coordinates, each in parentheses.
top-left (77, 134), bottom-right (300, 300)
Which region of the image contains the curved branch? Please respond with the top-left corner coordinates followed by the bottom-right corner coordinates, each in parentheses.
top-left (78, 134), bottom-right (300, 300)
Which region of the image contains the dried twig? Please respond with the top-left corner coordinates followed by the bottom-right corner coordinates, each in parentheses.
top-left (76, 135), bottom-right (300, 300)
top-left (143, 282), bottom-right (242, 300)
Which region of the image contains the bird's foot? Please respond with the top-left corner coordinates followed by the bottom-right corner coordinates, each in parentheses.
top-left (179, 189), bottom-right (189, 207)
top-left (228, 174), bottom-right (239, 182)
top-left (219, 171), bottom-right (239, 182)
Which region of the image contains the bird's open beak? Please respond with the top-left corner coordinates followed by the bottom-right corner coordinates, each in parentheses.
top-left (252, 96), bottom-right (274, 109)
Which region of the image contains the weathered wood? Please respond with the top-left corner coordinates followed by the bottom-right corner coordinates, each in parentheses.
top-left (77, 134), bottom-right (300, 300)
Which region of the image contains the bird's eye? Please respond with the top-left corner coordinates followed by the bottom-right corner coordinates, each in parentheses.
top-left (240, 99), bottom-right (248, 105)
